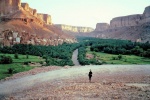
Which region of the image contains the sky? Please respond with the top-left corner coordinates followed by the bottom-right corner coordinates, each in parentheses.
top-left (21, 0), bottom-right (149, 28)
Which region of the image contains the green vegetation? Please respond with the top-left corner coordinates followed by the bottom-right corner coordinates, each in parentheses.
top-left (0, 53), bottom-right (44, 80)
top-left (0, 37), bottom-right (149, 80)
top-left (86, 45), bottom-right (150, 64)
top-left (0, 43), bottom-right (81, 66)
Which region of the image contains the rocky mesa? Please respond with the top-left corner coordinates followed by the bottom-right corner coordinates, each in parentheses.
top-left (0, 0), bottom-right (76, 46)
top-left (93, 5), bottom-right (150, 42)
top-left (55, 24), bottom-right (94, 33)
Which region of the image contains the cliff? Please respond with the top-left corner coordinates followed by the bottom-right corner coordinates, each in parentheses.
top-left (55, 24), bottom-right (94, 33)
top-left (37, 13), bottom-right (52, 25)
top-left (0, 0), bottom-right (76, 46)
top-left (93, 5), bottom-right (150, 42)
top-left (0, 0), bottom-right (21, 16)
top-left (110, 14), bottom-right (142, 28)
top-left (95, 6), bottom-right (150, 31)
top-left (95, 23), bottom-right (109, 31)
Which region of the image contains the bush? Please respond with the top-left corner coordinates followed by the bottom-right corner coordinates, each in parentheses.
top-left (118, 54), bottom-right (122, 60)
top-left (14, 53), bottom-right (19, 59)
top-left (24, 61), bottom-right (31, 65)
top-left (0, 55), bottom-right (13, 64)
top-left (7, 68), bottom-right (14, 74)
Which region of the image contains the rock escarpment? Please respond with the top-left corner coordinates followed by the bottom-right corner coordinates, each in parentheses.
top-left (0, 0), bottom-right (21, 16)
top-left (110, 14), bottom-right (142, 28)
top-left (94, 5), bottom-right (150, 42)
top-left (37, 14), bottom-right (52, 25)
top-left (95, 23), bottom-right (109, 31)
top-left (0, 0), bottom-right (76, 46)
top-left (55, 24), bottom-right (94, 33)
top-left (95, 6), bottom-right (150, 31)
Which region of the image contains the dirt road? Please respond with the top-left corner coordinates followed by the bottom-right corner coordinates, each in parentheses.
top-left (71, 49), bottom-right (80, 66)
top-left (0, 65), bottom-right (150, 99)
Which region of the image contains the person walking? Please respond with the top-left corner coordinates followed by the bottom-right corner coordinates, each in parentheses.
top-left (88, 69), bottom-right (92, 82)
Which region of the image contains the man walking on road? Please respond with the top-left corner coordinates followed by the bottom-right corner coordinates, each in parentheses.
top-left (88, 69), bottom-right (92, 82)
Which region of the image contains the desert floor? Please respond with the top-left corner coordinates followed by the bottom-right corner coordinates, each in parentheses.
top-left (0, 65), bottom-right (150, 100)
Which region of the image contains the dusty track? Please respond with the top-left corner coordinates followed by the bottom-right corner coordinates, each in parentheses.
top-left (0, 65), bottom-right (150, 99)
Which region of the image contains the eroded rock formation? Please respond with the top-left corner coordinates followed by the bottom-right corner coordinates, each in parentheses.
top-left (0, 0), bottom-right (21, 16)
top-left (37, 13), bottom-right (52, 25)
top-left (95, 23), bottom-right (109, 31)
top-left (93, 5), bottom-right (150, 42)
top-left (110, 14), bottom-right (142, 28)
top-left (0, 0), bottom-right (76, 46)
top-left (55, 24), bottom-right (94, 33)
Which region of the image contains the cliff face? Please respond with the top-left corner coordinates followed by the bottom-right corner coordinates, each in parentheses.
top-left (93, 5), bottom-right (150, 42)
top-left (55, 24), bottom-right (94, 33)
top-left (110, 14), bottom-right (142, 28)
top-left (95, 6), bottom-right (150, 31)
top-left (143, 6), bottom-right (150, 18)
top-left (37, 14), bottom-right (52, 25)
top-left (95, 23), bottom-right (109, 31)
top-left (0, 0), bottom-right (21, 16)
top-left (0, 0), bottom-right (76, 46)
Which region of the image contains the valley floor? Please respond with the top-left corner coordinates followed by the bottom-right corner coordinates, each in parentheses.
top-left (0, 65), bottom-right (150, 100)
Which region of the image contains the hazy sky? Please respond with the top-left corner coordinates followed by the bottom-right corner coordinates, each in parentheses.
top-left (21, 0), bottom-right (149, 28)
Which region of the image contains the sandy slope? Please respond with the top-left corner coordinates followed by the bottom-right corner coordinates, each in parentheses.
top-left (0, 65), bottom-right (150, 100)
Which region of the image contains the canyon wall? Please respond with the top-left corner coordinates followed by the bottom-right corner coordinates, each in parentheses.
top-left (55, 24), bottom-right (94, 33)
top-left (37, 14), bottom-right (52, 25)
top-left (0, 0), bottom-right (21, 16)
top-left (110, 14), bottom-right (142, 28)
top-left (95, 6), bottom-right (150, 31)
top-left (95, 23), bottom-right (109, 31)
top-left (0, 1), bottom-right (52, 25)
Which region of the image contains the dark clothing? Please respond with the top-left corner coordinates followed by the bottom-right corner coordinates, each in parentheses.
top-left (88, 71), bottom-right (92, 82)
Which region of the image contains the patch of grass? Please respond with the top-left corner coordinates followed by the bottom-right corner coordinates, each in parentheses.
top-left (0, 53), bottom-right (44, 80)
top-left (86, 47), bottom-right (150, 65)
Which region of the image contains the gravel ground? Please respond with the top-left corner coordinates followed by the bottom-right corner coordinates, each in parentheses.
top-left (0, 65), bottom-right (150, 100)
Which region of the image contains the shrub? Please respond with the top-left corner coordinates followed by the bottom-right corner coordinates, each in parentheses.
top-left (118, 54), bottom-right (122, 60)
top-left (0, 55), bottom-right (13, 64)
top-left (14, 53), bottom-right (19, 59)
top-left (24, 61), bottom-right (31, 65)
top-left (7, 68), bottom-right (14, 74)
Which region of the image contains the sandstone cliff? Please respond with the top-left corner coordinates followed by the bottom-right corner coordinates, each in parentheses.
top-left (0, 0), bottom-right (76, 46)
top-left (110, 14), bottom-right (142, 28)
top-left (93, 5), bottom-right (150, 42)
top-left (37, 13), bottom-right (52, 25)
top-left (55, 24), bottom-right (94, 33)
top-left (95, 6), bottom-right (150, 31)
top-left (95, 23), bottom-right (109, 31)
top-left (0, 0), bottom-right (21, 16)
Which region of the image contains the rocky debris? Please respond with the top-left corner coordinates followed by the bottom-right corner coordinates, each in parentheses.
top-left (55, 24), bottom-right (94, 33)
top-left (4, 73), bottom-right (150, 100)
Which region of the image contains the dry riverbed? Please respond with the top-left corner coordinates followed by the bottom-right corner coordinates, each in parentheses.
top-left (0, 65), bottom-right (150, 100)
